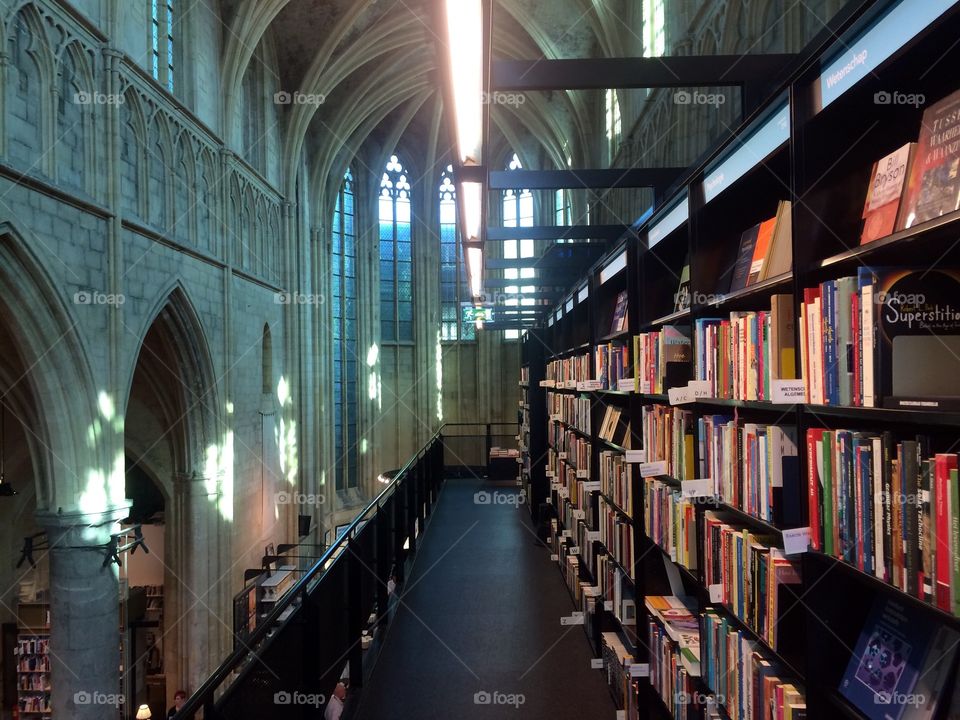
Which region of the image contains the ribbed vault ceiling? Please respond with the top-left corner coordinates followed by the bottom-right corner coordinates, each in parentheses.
top-left (221, 0), bottom-right (619, 200)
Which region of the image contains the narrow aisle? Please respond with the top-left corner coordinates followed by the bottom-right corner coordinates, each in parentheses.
top-left (353, 477), bottom-right (616, 720)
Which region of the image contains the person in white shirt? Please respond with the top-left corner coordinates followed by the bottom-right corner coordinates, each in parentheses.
top-left (324, 682), bottom-right (347, 720)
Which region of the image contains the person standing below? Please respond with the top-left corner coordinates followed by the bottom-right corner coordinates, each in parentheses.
top-left (324, 682), bottom-right (347, 720)
top-left (167, 690), bottom-right (187, 718)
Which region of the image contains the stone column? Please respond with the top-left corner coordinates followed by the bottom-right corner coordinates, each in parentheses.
top-left (36, 505), bottom-right (128, 720)
top-left (169, 472), bottom-right (220, 696)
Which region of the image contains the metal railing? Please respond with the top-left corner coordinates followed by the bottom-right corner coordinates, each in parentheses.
top-left (174, 430), bottom-right (445, 719)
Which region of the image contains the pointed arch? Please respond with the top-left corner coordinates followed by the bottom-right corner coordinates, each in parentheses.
top-left (125, 281), bottom-right (221, 474)
top-left (0, 221), bottom-right (100, 509)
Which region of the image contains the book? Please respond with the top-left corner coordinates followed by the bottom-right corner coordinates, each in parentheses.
top-left (728, 223), bottom-right (762, 293)
top-left (874, 268), bottom-right (960, 409)
top-left (762, 200), bottom-right (793, 280)
top-left (901, 89), bottom-right (960, 229)
top-left (610, 290), bottom-right (629, 335)
top-left (674, 261), bottom-right (691, 313)
top-left (840, 596), bottom-right (943, 719)
top-left (747, 215), bottom-right (778, 286)
top-left (862, 143), bottom-right (916, 243)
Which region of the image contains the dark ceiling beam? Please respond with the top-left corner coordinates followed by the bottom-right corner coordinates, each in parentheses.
top-left (487, 225), bottom-right (627, 241)
top-left (491, 55), bottom-right (797, 91)
top-left (489, 168), bottom-right (684, 191)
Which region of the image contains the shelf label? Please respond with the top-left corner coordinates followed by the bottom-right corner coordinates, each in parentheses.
top-left (681, 479), bottom-right (712, 498)
top-left (573, 509), bottom-right (586, 520)
top-left (783, 527), bottom-right (812, 556)
top-left (564, 380), bottom-right (578, 389)
top-left (550, 414), bottom-right (561, 422)
top-left (709, 584), bottom-right (723, 603)
top-left (569, 546), bottom-right (580, 556)
top-left (539, 380), bottom-right (555, 388)
top-left (604, 600), bottom-right (614, 611)
top-left (561, 530), bottom-right (572, 539)
top-left (559, 487), bottom-right (570, 498)
top-left (772, 379), bottom-right (806, 404)
top-left (550, 554), bottom-right (559, 561)
top-left (578, 380), bottom-right (604, 391)
top-left (688, 380), bottom-right (711, 399)
top-left (818, 0), bottom-right (954, 110)
top-left (618, 377), bottom-right (636, 392)
top-left (561, 612), bottom-right (585, 626)
top-left (616, 712), bottom-right (626, 720)
top-left (629, 663), bottom-right (650, 678)
top-left (625, 450), bottom-right (646, 464)
top-left (558, 452), bottom-right (568, 460)
top-left (639, 460), bottom-right (668, 478)
top-left (591, 658), bottom-right (605, 670)
top-left (545, 470), bottom-right (555, 478)
top-left (577, 469), bottom-right (589, 479)
top-left (668, 386), bottom-right (694, 405)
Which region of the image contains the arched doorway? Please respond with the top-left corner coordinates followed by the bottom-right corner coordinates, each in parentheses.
top-left (0, 222), bottom-right (117, 720)
top-left (122, 286), bottom-right (223, 715)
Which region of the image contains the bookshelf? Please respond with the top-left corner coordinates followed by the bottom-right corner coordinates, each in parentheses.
top-left (520, 2), bottom-right (960, 717)
top-left (16, 603), bottom-right (51, 718)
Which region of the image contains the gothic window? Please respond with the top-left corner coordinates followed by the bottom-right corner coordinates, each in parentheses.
top-left (501, 153), bottom-right (535, 340)
top-left (379, 155), bottom-right (414, 343)
top-left (333, 170), bottom-right (359, 490)
top-left (439, 166), bottom-right (475, 342)
top-left (150, 0), bottom-right (175, 92)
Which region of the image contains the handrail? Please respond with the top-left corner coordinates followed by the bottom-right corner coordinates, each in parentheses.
top-left (175, 427), bottom-right (447, 718)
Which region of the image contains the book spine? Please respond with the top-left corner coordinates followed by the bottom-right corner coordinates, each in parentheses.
top-left (883, 432), bottom-right (894, 584)
top-left (951, 468), bottom-right (960, 616)
top-left (903, 441), bottom-right (919, 598)
top-left (936, 455), bottom-right (952, 610)
top-left (807, 430), bottom-right (822, 551)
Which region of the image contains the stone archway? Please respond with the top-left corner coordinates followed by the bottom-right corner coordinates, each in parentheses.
top-left (123, 284), bottom-right (224, 705)
top-left (0, 222), bottom-right (123, 720)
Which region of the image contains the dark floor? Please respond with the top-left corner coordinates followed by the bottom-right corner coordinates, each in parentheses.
top-left (353, 477), bottom-right (616, 720)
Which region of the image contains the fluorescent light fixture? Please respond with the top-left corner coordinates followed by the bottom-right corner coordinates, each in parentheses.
top-left (444, 0), bottom-right (484, 165)
top-left (466, 246), bottom-right (483, 297)
top-left (461, 181), bottom-right (483, 241)
top-left (599, 249), bottom-right (627, 285)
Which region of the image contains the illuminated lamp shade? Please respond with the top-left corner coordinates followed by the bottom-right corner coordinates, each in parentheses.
top-left (444, 0), bottom-right (484, 165)
top-left (136, 705), bottom-right (152, 720)
top-left (466, 246), bottom-right (483, 298)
